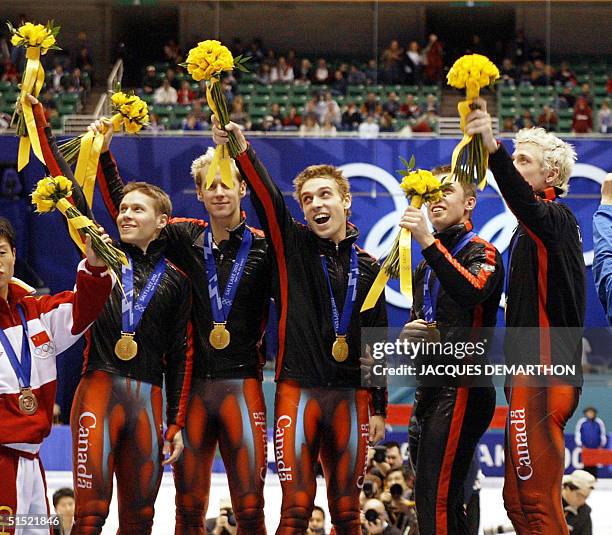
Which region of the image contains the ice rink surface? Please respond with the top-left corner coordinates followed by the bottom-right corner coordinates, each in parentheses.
top-left (46, 472), bottom-right (612, 534)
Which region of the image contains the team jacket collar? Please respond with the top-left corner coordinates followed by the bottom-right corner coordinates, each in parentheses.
top-left (315, 223), bottom-right (359, 256)
top-left (120, 235), bottom-right (167, 261)
top-left (537, 186), bottom-right (561, 201)
top-left (1, 278), bottom-right (35, 317)
top-left (434, 220), bottom-right (473, 249)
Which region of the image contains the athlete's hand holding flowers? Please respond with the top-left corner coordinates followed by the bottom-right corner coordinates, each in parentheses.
top-left (211, 115), bottom-right (248, 153)
top-left (400, 206), bottom-right (435, 249)
top-left (464, 97), bottom-right (499, 155)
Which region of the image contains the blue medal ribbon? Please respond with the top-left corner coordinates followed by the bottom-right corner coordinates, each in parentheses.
top-left (0, 305), bottom-right (33, 389)
top-left (203, 227), bottom-right (253, 324)
top-left (320, 246), bottom-right (360, 338)
top-left (121, 255), bottom-right (167, 334)
top-left (423, 231), bottom-right (475, 323)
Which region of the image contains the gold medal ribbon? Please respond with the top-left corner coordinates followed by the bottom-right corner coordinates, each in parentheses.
top-left (205, 79), bottom-right (234, 189)
top-left (18, 47), bottom-right (46, 171)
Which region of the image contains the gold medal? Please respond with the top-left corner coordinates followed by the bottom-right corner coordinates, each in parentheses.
top-left (332, 335), bottom-right (350, 362)
top-left (114, 332), bottom-right (138, 361)
top-left (18, 387), bottom-right (38, 415)
top-left (209, 322), bottom-right (231, 350)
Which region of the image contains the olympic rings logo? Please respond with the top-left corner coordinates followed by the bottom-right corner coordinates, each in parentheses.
top-left (340, 162), bottom-right (607, 310)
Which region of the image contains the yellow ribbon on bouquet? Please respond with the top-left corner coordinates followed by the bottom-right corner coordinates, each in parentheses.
top-left (73, 113), bottom-right (123, 208)
top-left (56, 197), bottom-right (92, 255)
top-left (205, 79), bottom-right (235, 189)
top-left (17, 47), bottom-right (46, 171)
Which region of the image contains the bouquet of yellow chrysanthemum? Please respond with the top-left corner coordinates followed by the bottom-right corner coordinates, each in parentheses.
top-left (7, 20), bottom-right (61, 171)
top-left (361, 157), bottom-right (444, 312)
top-left (180, 40), bottom-right (249, 158)
top-left (31, 175), bottom-right (127, 276)
top-left (59, 89), bottom-right (149, 165)
top-left (447, 54), bottom-right (500, 188)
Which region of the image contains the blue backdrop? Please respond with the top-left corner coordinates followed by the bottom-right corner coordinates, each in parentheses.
top-left (1, 134), bottom-right (609, 328)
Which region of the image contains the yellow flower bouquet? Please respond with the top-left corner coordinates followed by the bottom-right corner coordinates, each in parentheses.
top-left (7, 20), bottom-right (61, 171)
top-left (361, 157), bottom-right (444, 311)
top-left (447, 54), bottom-right (500, 188)
top-left (181, 40), bottom-right (249, 186)
top-left (57, 89), bottom-right (149, 208)
top-left (32, 175), bottom-right (127, 276)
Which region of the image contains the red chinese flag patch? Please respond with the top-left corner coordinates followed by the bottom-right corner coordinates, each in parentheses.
top-left (31, 331), bottom-right (50, 347)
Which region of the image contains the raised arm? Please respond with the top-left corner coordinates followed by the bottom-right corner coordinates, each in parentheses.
top-left (593, 176), bottom-right (612, 324)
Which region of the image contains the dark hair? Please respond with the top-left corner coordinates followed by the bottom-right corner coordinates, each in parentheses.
top-left (312, 505), bottom-right (325, 518)
top-left (384, 441), bottom-right (401, 452)
top-left (386, 467), bottom-right (405, 480)
top-left (0, 217), bottom-right (16, 250)
top-left (52, 487), bottom-right (74, 508)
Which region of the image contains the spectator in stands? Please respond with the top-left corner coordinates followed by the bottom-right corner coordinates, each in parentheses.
top-left (513, 29), bottom-right (529, 63)
top-left (403, 40), bottom-right (423, 85)
top-left (229, 95), bottom-right (251, 131)
top-left (65, 67), bottom-right (85, 95)
top-left (597, 100), bottom-right (611, 133)
top-left (269, 102), bottom-right (284, 129)
top-left (500, 57), bottom-right (518, 86)
top-left (313, 58), bottom-right (330, 84)
top-left (255, 63), bottom-right (272, 85)
top-left (39, 88), bottom-right (59, 123)
top-left (365, 59), bottom-right (379, 84)
top-left (154, 78), bottom-right (178, 105)
top-left (537, 104), bottom-right (559, 131)
top-left (51, 64), bottom-right (66, 93)
top-left (177, 80), bottom-right (195, 105)
top-left (246, 38), bottom-right (265, 64)
top-left (557, 84), bottom-right (577, 109)
top-left (307, 506), bottom-right (327, 535)
top-left (321, 118), bottom-right (337, 136)
top-left (580, 82), bottom-right (595, 108)
top-left (330, 69), bottom-right (348, 96)
top-left (425, 93), bottom-right (439, 113)
top-left (1, 59), bottom-right (19, 83)
top-left (191, 100), bottom-right (208, 124)
top-left (379, 112), bottom-right (395, 133)
top-left (502, 116), bottom-right (517, 133)
top-left (165, 67), bottom-right (179, 90)
top-left (562, 470), bottom-right (595, 535)
top-left (75, 46), bottom-right (93, 80)
top-left (142, 65), bottom-right (158, 95)
top-left (381, 39), bottom-right (403, 84)
top-left (382, 91), bottom-right (401, 118)
top-left (295, 58), bottom-right (313, 84)
top-left (556, 61), bottom-right (577, 87)
top-left (147, 112), bottom-right (165, 132)
top-left (515, 109), bottom-right (535, 129)
top-left (530, 59), bottom-right (547, 86)
top-left (282, 105), bottom-right (302, 130)
top-left (361, 499), bottom-right (402, 535)
top-left (359, 114), bottom-right (380, 138)
top-left (384, 442), bottom-right (403, 470)
top-left (182, 112), bottom-right (204, 131)
top-left (52, 487), bottom-right (74, 535)
top-left (575, 407), bottom-right (607, 477)
top-left (163, 39), bottom-right (182, 68)
top-left (348, 64), bottom-right (366, 86)
top-left (263, 48), bottom-right (277, 69)
top-left (399, 94), bottom-right (420, 120)
top-left (572, 97), bottom-right (593, 133)
top-left (321, 93), bottom-right (341, 125)
top-left (412, 109), bottom-right (439, 133)
top-left (299, 113), bottom-right (320, 135)
top-left (286, 49), bottom-right (298, 70)
top-left (341, 102), bottom-right (362, 131)
top-left (271, 56), bottom-right (294, 83)
top-left (362, 92), bottom-right (381, 118)
top-left (423, 33), bottom-right (444, 84)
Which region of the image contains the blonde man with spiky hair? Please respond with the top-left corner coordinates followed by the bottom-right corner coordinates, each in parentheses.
top-left (466, 100), bottom-right (586, 535)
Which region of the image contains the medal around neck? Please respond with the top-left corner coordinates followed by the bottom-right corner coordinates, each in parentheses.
top-left (209, 322), bottom-right (231, 350)
top-left (203, 227), bottom-right (252, 352)
top-left (332, 335), bottom-right (350, 362)
top-left (18, 387), bottom-right (38, 415)
top-left (115, 332), bottom-right (138, 361)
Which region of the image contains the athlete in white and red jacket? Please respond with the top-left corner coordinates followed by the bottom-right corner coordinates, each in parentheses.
top-left (0, 216), bottom-right (113, 530)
